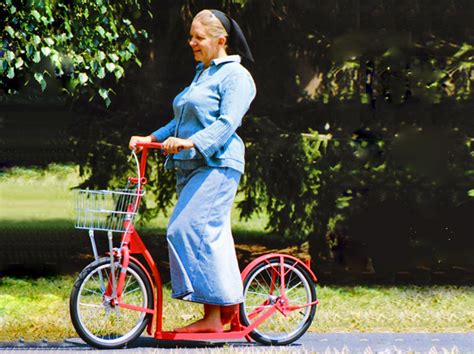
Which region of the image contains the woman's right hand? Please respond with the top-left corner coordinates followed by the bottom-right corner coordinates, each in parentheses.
top-left (129, 135), bottom-right (153, 151)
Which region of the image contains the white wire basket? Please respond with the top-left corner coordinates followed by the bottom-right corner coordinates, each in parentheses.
top-left (74, 188), bottom-right (144, 233)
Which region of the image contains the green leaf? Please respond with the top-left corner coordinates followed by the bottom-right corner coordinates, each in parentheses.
top-left (97, 67), bottom-right (105, 79)
top-left (9, 5), bottom-right (16, 14)
top-left (127, 42), bottom-right (137, 53)
top-left (34, 72), bottom-right (47, 91)
top-left (75, 55), bottom-right (84, 65)
top-left (31, 9), bottom-right (41, 21)
top-left (98, 88), bottom-right (108, 100)
top-left (44, 37), bottom-right (54, 46)
top-left (69, 78), bottom-right (79, 91)
top-left (26, 44), bottom-right (34, 56)
top-left (7, 67), bottom-right (15, 79)
top-left (105, 63), bottom-right (115, 72)
top-left (99, 87), bottom-right (111, 107)
top-left (32, 51), bottom-right (41, 63)
top-left (105, 32), bottom-right (114, 41)
top-left (91, 60), bottom-right (98, 72)
top-left (114, 65), bottom-right (124, 80)
top-left (14, 57), bottom-right (24, 69)
top-left (78, 72), bottom-right (88, 84)
top-left (44, 2), bottom-right (53, 20)
top-left (468, 189), bottom-right (474, 197)
top-left (96, 26), bottom-right (106, 38)
top-left (0, 59), bottom-right (5, 74)
top-left (41, 47), bottom-right (51, 57)
top-left (5, 51), bottom-right (15, 62)
top-left (50, 52), bottom-right (60, 66)
top-left (134, 58), bottom-right (142, 67)
top-left (33, 35), bottom-right (41, 45)
top-left (5, 26), bottom-right (15, 38)
top-left (120, 50), bottom-right (132, 61)
top-left (97, 51), bottom-right (106, 61)
top-left (110, 19), bottom-right (118, 35)
top-left (108, 53), bottom-right (119, 62)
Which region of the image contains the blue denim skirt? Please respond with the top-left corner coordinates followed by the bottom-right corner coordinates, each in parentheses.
top-left (166, 166), bottom-right (244, 305)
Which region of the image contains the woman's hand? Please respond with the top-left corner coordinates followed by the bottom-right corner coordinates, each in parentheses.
top-left (129, 135), bottom-right (153, 151)
top-left (162, 137), bottom-right (194, 154)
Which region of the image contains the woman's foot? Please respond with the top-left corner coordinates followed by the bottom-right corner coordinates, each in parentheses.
top-left (220, 304), bottom-right (239, 326)
top-left (174, 304), bottom-right (224, 333)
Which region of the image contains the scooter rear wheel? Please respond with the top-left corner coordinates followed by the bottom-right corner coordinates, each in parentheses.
top-left (240, 257), bottom-right (317, 345)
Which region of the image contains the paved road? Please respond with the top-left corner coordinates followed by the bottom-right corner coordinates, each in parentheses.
top-left (1, 333), bottom-right (473, 352)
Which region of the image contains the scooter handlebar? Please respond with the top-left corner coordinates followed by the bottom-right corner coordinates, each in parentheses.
top-left (135, 142), bottom-right (163, 149)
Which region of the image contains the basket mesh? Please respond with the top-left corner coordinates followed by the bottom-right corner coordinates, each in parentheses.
top-left (74, 188), bottom-right (144, 232)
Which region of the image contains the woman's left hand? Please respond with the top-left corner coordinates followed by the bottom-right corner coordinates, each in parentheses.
top-left (162, 137), bottom-right (194, 154)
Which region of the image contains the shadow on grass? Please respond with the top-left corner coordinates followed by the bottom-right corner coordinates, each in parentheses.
top-left (2, 219), bottom-right (473, 285)
top-left (0, 219), bottom-right (282, 280)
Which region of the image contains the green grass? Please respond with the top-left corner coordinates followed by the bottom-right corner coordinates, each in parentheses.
top-left (0, 164), bottom-right (77, 221)
top-left (0, 276), bottom-right (472, 340)
top-left (316, 285), bottom-right (474, 332)
top-left (0, 164), bottom-right (269, 236)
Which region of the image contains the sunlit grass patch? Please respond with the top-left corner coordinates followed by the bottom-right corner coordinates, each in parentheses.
top-left (0, 276), bottom-right (207, 341)
top-left (0, 164), bottom-right (79, 221)
top-left (0, 163), bottom-right (269, 236)
top-left (315, 285), bottom-right (474, 332)
top-left (1, 277), bottom-right (473, 341)
top-left (0, 277), bottom-right (74, 340)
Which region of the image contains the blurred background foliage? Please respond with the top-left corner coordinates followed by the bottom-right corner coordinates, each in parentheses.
top-left (1, 0), bottom-right (473, 277)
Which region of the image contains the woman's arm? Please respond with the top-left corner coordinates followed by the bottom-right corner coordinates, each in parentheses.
top-left (151, 118), bottom-right (177, 142)
top-left (189, 70), bottom-right (256, 159)
top-left (129, 118), bottom-right (176, 150)
top-left (151, 118), bottom-right (196, 154)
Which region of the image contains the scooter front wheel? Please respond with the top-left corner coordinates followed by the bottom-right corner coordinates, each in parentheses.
top-left (70, 258), bottom-right (153, 349)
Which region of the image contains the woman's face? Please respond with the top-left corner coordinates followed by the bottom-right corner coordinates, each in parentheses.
top-left (189, 20), bottom-right (223, 67)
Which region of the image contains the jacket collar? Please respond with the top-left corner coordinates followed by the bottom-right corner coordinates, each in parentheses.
top-left (196, 55), bottom-right (241, 70)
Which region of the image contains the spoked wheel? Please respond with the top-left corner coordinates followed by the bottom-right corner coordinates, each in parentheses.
top-left (240, 257), bottom-right (317, 345)
top-left (70, 258), bottom-right (153, 349)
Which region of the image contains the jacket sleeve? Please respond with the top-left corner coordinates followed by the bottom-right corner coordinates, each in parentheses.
top-left (189, 70), bottom-right (256, 160)
top-left (151, 118), bottom-right (176, 142)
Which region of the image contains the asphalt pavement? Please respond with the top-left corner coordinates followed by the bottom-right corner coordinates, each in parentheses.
top-left (0, 333), bottom-right (473, 353)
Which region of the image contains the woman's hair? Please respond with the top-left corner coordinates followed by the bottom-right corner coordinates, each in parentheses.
top-left (193, 10), bottom-right (228, 39)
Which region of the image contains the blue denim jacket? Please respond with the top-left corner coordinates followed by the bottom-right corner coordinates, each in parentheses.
top-left (151, 55), bottom-right (256, 174)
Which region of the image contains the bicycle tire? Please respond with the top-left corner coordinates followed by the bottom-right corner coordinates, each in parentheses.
top-left (240, 257), bottom-right (317, 345)
top-left (70, 258), bottom-right (153, 349)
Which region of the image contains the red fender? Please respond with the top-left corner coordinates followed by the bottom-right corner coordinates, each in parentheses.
top-left (129, 255), bottom-right (155, 299)
top-left (241, 253), bottom-right (318, 282)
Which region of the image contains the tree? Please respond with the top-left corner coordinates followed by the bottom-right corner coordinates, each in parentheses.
top-left (3, 0), bottom-right (474, 277)
top-left (1, 0), bottom-right (151, 106)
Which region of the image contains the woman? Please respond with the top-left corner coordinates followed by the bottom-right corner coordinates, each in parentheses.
top-left (129, 9), bottom-right (256, 333)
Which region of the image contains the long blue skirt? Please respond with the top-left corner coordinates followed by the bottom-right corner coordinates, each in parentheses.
top-left (166, 166), bottom-right (244, 305)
